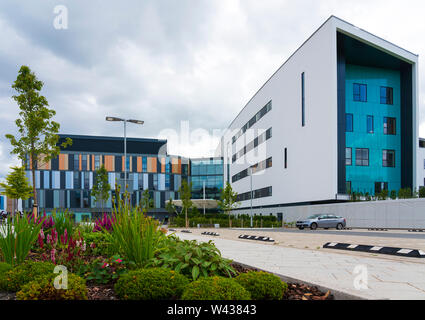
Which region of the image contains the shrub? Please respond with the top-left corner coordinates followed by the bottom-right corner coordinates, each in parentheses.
top-left (0, 260), bottom-right (55, 292)
top-left (150, 236), bottom-right (236, 281)
top-left (419, 187), bottom-right (425, 199)
top-left (0, 262), bottom-right (12, 273)
top-left (83, 231), bottom-right (115, 257)
top-left (83, 255), bottom-right (128, 284)
top-left (93, 213), bottom-right (115, 233)
top-left (114, 268), bottom-right (189, 300)
top-left (181, 276), bottom-right (251, 300)
top-left (16, 273), bottom-right (88, 300)
top-left (0, 213), bottom-right (43, 266)
top-left (235, 271), bottom-right (287, 300)
top-left (106, 188), bottom-right (166, 267)
top-left (390, 190), bottom-right (397, 200)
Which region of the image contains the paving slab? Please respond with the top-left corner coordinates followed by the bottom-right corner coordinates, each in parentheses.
top-left (174, 231), bottom-right (425, 300)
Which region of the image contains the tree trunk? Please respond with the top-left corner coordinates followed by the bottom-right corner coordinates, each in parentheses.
top-left (31, 154), bottom-right (38, 220)
top-left (185, 207), bottom-right (188, 229)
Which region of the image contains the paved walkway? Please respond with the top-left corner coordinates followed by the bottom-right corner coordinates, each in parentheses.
top-left (175, 232), bottom-right (425, 300)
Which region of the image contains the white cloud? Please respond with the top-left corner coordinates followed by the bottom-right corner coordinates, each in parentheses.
top-left (0, 0), bottom-right (425, 180)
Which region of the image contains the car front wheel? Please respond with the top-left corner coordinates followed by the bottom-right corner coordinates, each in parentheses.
top-left (310, 223), bottom-right (318, 230)
top-left (336, 223), bottom-right (343, 230)
top-left (298, 227), bottom-right (304, 230)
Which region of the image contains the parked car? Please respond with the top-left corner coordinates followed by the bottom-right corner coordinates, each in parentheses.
top-left (296, 214), bottom-right (346, 230)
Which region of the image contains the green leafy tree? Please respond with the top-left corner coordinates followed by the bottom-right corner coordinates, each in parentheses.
top-left (0, 166), bottom-right (33, 216)
top-left (91, 165), bottom-right (111, 210)
top-left (178, 179), bottom-right (192, 229)
top-left (217, 182), bottom-right (240, 227)
top-left (165, 197), bottom-right (177, 216)
top-left (140, 189), bottom-right (154, 215)
top-left (5, 66), bottom-right (72, 219)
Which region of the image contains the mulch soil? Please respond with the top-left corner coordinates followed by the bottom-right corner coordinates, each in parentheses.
top-left (230, 262), bottom-right (334, 301)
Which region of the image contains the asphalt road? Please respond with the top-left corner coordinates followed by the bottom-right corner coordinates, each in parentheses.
top-left (234, 228), bottom-right (425, 240)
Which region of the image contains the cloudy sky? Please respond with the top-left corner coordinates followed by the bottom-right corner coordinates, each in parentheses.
top-left (1, 0), bottom-right (425, 180)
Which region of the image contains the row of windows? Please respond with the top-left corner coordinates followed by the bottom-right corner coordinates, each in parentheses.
top-left (237, 186), bottom-right (273, 202)
top-left (232, 157), bottom-right (272, 183)
top-left (24, 189), bottom-right (178, 210)
top-left (232, 101), bottom-right (272, 144)
top-left (345, 148), bottom-right (396, 167)
top-left (353, 83), bottom-right (394, 105)
top-left (232, 128), bottom-right (272, 163)
top-left (27, 171), bottom-right (184, 192)
top-left (346, 114), bottom-right (396, 135)
top-left (190, 175), bottom-right (224, 190)
top-left (27, 153), bottom-right (188, 175)
top-left (191, 163), bottom-right (223, 176)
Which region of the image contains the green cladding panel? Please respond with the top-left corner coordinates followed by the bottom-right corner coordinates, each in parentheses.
top-left (345, 64), bottom-right (401, 195)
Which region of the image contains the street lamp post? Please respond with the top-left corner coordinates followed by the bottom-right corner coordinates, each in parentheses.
top-left (105, 117), bottom-right (144, 193)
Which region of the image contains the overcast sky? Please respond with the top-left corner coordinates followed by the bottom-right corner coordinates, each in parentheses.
top-left (1, 0), bottom-right (425, 180)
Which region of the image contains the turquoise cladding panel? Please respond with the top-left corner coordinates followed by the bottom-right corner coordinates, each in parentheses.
top-left (345, 64), bottom-right (401, 195)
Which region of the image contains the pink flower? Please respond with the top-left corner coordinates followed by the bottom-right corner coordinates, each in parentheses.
top-left (115, 259), bottom-right (122, 263)
top-left (50, 248), bottom-right (56, 264)
top-left (90, 242), bottom-right (96, 249)
top-left (101, 262), bottom-right (108, 269)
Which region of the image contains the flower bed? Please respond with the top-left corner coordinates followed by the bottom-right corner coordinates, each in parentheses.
top-left (0, 195), bottom-right (334, 301)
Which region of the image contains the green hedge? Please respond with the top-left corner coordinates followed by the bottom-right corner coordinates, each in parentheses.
top-left (235, 271), bottom-right (287, 300)
top-left (115, 268), bottom-right (189, 300)
top-left (181, 276), bottom-right (251, 300)
top-left (170, 216), bottom-right (279, 228)
top-left (16, 273), bottom-right (88, 300)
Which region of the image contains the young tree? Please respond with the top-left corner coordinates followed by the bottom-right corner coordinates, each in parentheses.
top-left (5, 66), bottom-right (72, 219)
top-left (178, 179), bottom-right (192, 229)
top-left (0, 166), bottom-right (33, 217)
top-left (165, 197), bottom-right (178, 216)
top-left (91, 165), bottom-right (111, 210)
top-left (140, 189), bottom-right (154, 215)
top-left (217, 182), bottom-right (240, 228)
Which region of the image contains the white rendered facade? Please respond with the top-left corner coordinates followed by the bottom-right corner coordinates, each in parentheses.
top-left (217, 16), bottom-right (419, 216)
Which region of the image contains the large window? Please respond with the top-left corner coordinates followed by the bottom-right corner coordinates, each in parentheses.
top-left (94, 155), bottom-right (100, 170)
top-left (346, 148), bottom-right (352, 166)
top-left (353, 83), bottom-right (367, 102)
top-left (355, 148), bottom-right (369, 166)
top-left (380, 87), bottom-right (393, 105)
top-left (384, 117), bottom-right (396, 135)
top-left (383, 150), bottom-right (395, 167)
top-left (346, 114), bottom-right (353, 132)
top-left (367, 115), bottom-right (374, 134)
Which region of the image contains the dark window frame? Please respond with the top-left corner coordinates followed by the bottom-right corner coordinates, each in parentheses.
top-left (353, 83), bottom-right (367, 102)
top-left (383, 149), bottom-right (396, 168)
top-left (380, 86), bottom-right (394, 105)
top-left (355, 148), bottom-right (369, 167)
top-left (346, 147), bottom-right (352, 166)
top-left (367, 115), bottom-right (374, 134)
top-left (384, 117), bottom-right (396, 135)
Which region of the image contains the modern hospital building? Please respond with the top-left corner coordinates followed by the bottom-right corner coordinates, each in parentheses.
top-left (20, 16), bottom-right (422, 221)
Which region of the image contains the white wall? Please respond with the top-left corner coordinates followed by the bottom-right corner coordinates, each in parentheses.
top-left (231, 198), bottom-right (425, 229)
top-left (222, 18), bottom-right (339, 208)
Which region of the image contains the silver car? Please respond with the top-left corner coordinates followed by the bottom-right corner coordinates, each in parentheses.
top-left (296, 214), bottom-right (346, 230)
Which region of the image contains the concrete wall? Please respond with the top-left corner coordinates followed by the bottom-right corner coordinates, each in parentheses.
top-left (253, 198), bottom-right (425, 229)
